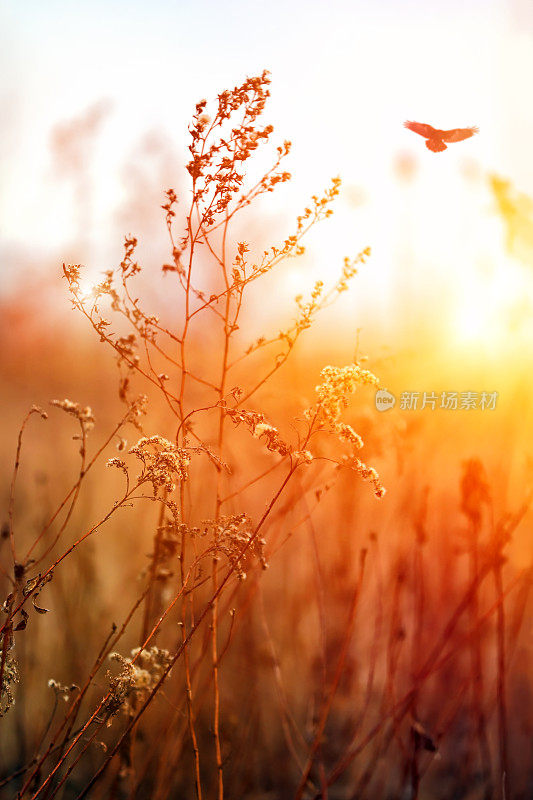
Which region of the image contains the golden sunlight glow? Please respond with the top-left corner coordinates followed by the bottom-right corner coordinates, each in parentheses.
top-left (77, 276), bottom-right (98, 301)
top-left (449, 248), bottom-right (533, 351)
top-left (454, 300), bottom-right (495, 344)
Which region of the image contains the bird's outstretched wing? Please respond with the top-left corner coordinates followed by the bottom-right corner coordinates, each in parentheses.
top-left (404, 121), bottom-right (437, 138)
top-left (441, 126), bottom-right (479, 142)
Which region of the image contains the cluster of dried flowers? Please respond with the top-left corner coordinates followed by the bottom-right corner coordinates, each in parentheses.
top-left (105, 647), bottom-right (173, 720)
top-left (204, 514), bottom-right (268, 580)
top-left (0, 653), bottom-right (18, 717)
top-left (50, 398), bottom-right (95, 434)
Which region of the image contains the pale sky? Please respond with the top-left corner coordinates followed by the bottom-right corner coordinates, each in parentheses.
top-left (1, 0), bottom-right (533, 348)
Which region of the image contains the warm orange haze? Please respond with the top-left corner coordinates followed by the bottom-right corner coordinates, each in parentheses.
top-left (2, 2), bottom-right (533, 798)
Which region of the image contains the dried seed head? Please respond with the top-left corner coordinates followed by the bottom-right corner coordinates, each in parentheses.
top-left (50, 399), bottom-right (95, 433)
top-left (0, 654), bottom-right (19, 717)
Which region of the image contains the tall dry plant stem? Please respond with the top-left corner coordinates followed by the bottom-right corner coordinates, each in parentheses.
top-left (2, 71), bottom-right (385, 799)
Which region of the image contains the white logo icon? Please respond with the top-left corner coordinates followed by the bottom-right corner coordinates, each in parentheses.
top-left (375, 389), bottom-right (396, 412)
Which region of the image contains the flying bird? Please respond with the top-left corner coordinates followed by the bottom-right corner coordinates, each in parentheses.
top-left (404, 121), bottom-right (479, 152)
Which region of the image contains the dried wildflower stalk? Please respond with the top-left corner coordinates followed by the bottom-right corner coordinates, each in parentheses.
top-left (2, 72), bottom-right (384, 800)
top-left (61, 71), bottom-right (382, 799)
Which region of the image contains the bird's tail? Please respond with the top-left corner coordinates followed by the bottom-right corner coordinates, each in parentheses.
top-left (426, 139), bottom-right (447, 152)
